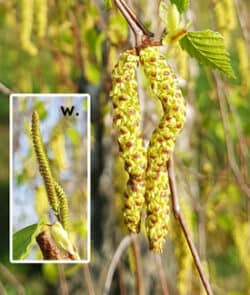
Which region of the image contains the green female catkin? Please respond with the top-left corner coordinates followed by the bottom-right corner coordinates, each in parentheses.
top-left (111, 49), bottom-right (147, 233)
top-left (54, 181), bottom-right (69, 231)
top-left (139, 46), bottom-right (186, 253)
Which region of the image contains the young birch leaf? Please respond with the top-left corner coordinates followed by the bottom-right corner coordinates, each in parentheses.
top-left (180, 30), bottom-right (236, 78)
top-left (170, 0), bottom-right (189, 13)
top-left (160, 1), bottom-right (180, 31)
top-left (13, 219), bottom-right (46, 260)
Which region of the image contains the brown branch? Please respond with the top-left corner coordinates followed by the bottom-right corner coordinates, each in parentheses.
top-left (225, 89), bottom-right (249, 186)
top-left (117, 261), bottom-right (127, 295)
top-left (82, 265), bottom-right (96, 295)
top-left (154, 254), bottom-right (170, 295)
top-left (69, 9), bottom-right (84, 71)
top-left (0, 279), bottom-right (7, 295)
top-left (167, 154), bottom-right (214, 295)
top-left (0, 81), bottom-right (14, 96)
top-left (58, 265), bottom-right (69, 295)
top-left (131, 235), bottom-right (144, 295)
top-left (213, 74), bottom-right (250, 199)
top-left (0, 263), bottom-right (25, 295)
top-left (113, 0), bottom-right (154, 47)
top-left (103, 234), bottom-right (133, 295)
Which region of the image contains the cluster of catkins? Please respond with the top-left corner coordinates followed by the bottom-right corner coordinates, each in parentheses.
top-left (31, 111), bottom-right (69, 231)
top-left (111, 46), bottom-right (186, 253)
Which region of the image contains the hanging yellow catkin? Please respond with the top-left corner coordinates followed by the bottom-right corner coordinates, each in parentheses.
top-left (35, 0), bottom-right (47, 39)
top-left (214, 0), bottom-right (236, 46)
top-left (139, 46), bottom-right (186, 253)
top-left (20, 0), bottom-right (38, 55)
top-left (214, 1), bottom-right (227, 31)
top-left (224, 0), bottom-right (237, 31)
top-left (110, 49), bottom-right (147, 233)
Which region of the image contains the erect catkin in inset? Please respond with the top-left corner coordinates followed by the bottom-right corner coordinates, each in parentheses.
top-left (110, 49), bottom-right (147, 233)
top-left (139, 46), bottom-right (186, 253)
top-left (31, 111), bottom-right (59, 215)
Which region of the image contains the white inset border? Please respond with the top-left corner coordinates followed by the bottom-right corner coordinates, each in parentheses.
top-left (10, 94), bottom-right (91, 264)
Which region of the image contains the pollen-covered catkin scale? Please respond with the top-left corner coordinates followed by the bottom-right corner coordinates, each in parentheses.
top-left (110, 49), bottom-right (147, 233)
top-left (31, 111), bottom-right (59, 215)
top-left (139, 46), bottom-right (186, 253)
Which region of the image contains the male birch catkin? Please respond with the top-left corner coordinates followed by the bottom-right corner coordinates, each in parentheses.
top-left (110, 49), bottom-right (147, 233)
top-left (139, 46), bottom-right (186, 253)
top-left (20, 0), bottom-right (37, 55)
top-left (35, 0), bottom-right (47, 39)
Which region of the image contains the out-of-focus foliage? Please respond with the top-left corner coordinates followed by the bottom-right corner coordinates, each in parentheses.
top-left (170, 0), bottom-right (189, 13)
top-left (0, 0), bottom-right (249, 294)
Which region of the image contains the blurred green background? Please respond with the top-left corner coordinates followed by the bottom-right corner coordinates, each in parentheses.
top-left (0, 0), bottom-right (250, 294)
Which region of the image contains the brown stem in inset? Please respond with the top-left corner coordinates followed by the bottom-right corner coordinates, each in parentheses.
top-left (103, 235), bottom-right (133, 295)
top-left (168, 154), bottom-right (214, 295)
top-left (154, 254), bottom-right (170, 295)
top-left (131, 235), bottom-right (144, 295)
top-left (36, 230), bottom-right (78, 260)
top-left (82, 265), bottom-right (96, 295)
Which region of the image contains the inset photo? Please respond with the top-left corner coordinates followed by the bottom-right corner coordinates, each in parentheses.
top-left (10, 94), bottom-right (90, 263)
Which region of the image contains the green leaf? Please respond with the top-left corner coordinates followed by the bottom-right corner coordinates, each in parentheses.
top-left (13, 220), bottom-right (45, 260)
top-left (159, 1), bottom-right (180, 32)
top-left (180, 30), bottom-right (236, 78)
top-left (170, 0), bottom-right (189, 13)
